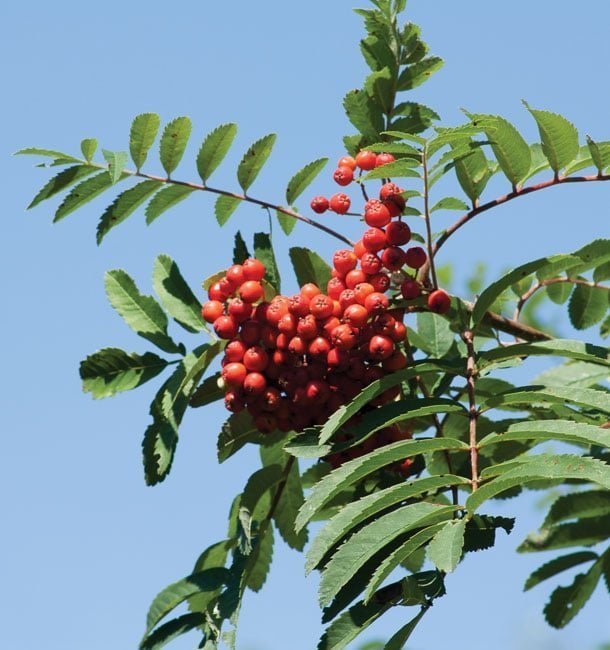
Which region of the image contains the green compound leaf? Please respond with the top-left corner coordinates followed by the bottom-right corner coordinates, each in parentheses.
top-left (80, 138), bottom-right (98, 162)
top-left (416, 312), bottom-right (454, 357)
top-left (427, 519), bottom-right (467, 573)
top-left (318, 361), bottom-right (464, 445)
top-left (306, 475), bottom-right (469, 573)
top-left (296, 438), bottom-right (468, 530)
top-left (237, 133), bottom-right (277, 192)
top-left (105, 269), bottom-right (184, 354)
top-left (343, 89), bottom-right (384, 139)
top-left (130, 113), bottom-right (161, 170)
top-left (217, 411), bottom-right (266, 463)
top-left (534, 360), bottom-right (610, 389)
top-left (544, 561), bottom-right (603, 628)
top-left (276, 210), bottom-right (297, 235)
top-left (317, 596), bottom-right (390, 650)
top-left (246, 524), bottom-right (274, 592)
top-left (430, 197), bottom-right (468, 212)
top-left (568, 283), bottom-right (608, 330)
top-left (479, 420), bottom-right (610, 451)
top-left (547, 281), bottom-right (573, 304)
top-left (390, 102), bottom-right (440, 134)
top-left (286, 158), bottom-right (328, 205)
top-left (543, 491), bottom-right (610, 527)
top-left (97, 180), bottom-right (161, 244)
top-left (153, 254), bottom-right (207, 333)
top-left (233, 231), bottom-right (250, 264)
top-left (54, 170), bottom-right (125, 222)
top-left (189, 372), bottom-right (223, 408)
top-left (480, 385), bottom-right (610, 415)
top-left (143, 342), bottom-right (222, 484)
top-left (524, 102), bottom-right (579, 173)
top-left (289, 246), bottom-right (332, 290)
top-left (469, 113), bottom-right (531, 186)
top-left (397, 56), bottom-right (444, 91)
top-left (27, 164), bottom-right (98, 209)
top-left (102, 149), bottom-right (129, 184)
top-left (145, 185), bottom-right (195, 224)
top-left (452, 139), bottom-right (492, 202)
top-left (384, 609), bottom-right (426, 650)
top-left (467, 455), bottom-right (610, 513)
top-left (143, 568), bottom-right (230, 641)
top-left (586, 135), bottom-right (607, 173)
top-left (519, 517), bottom-right (610, 553)
top-left (524, 552), bottom-right (598, 591)
top-left (196, 123), bottom-right (238, 183)
top-left (140, 612), bottom-right (206, 650)
top-left (319, 503), bottom-right (456, 606)
top-left (254, 232), bottom-right (281, 294)
top-left (15, 147), bottom-right (81, 162)
top-left (361, 158), bottom-right (421, 181)
top-left (215, 194), bottom-right (241, 226)
top-left (80, 348), bottom-right (169, 399)
top-left (478, 338), bottom-right (610, 371)
top-left (472, 254), bottom-right (577, 325)
top-left (159, 116), bottom-right (192, 176)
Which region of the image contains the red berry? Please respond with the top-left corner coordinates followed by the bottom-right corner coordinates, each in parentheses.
top-left (364, 199), bottom-right (391, 228)
top-left (428, 289), bottom-right (451, 314)
top-left (227, 298), bottom-right (253, 322)
top-left (222, 362), bottom-right (247, 388)
top-left (218, 276), bottom-right (237, 295)
top-left (243, 372), bottom-right (267, 395)
top-left (369, 334), bottom-right (394, 360)
top-left (308, 336), bottom-right (331, 358)
top-left (208, 281), bottom-right (229, 302)
top-left (214, 315), bottom-right (239, 339)
top-left (353, 239), bottom-right (367, 258)
top-left (329, 193), bottom-right (351, 214)
top-left (391, 320), bottom-right (407, 342)
top-left (201, 300), bottom-right (224, 323)
top-left (300, 283), bottom-right (321, 300)
top-left (239, 280), bottom-right (264, 303)
top-left (262, 387), bottom-right (282, 412)
top-left (225, 340), bottom-right (247, 362)
top-left (386, 220), bottom-right (411, 246)
top-left (364, 291), bottom-right (389, 314)
top-left (375, 152), bottom-right (395, 167)
top-left (381, 246), bottom-right (407, 271)
top-left (337, 155), bottom-right (357, 170)
top-left (288, 294), bottom-right (310, 317)
top-left (278, 312), bottom-right (298, 335)
top-left (297, 314), bottom-right (318, 339)
top-left (240, 320), bottom-right (262, 345)
top-left (322, 316), bottom-right (341, 338)
top-left (405, 246), bottom-right (427, 269)
top-left (224, 390), bottom-right (245, 413)
top-left (226, 264), bottom-right (245, 286)
top-left (384, 199), bottom-right (403, 219)
top-left (327, 347), bottom-right (350, 370)
top-left (355, 150), bottom-right (377, 171)
top-left (354, 282), bottom-right (375, 305)
top-left (379, 182), bottom-right (402, 202)
top-left (360, 252), bottom-right (382, 275)
top-left (310, 196), bottom-right (329, 214)
top-left (333, 166), bottom-right (354, 186)
top-left (333, 249), bottom-right (358, 275)
top-left (243, 346), bottom-right (269, 372)
top-left (310, 294), bottom-right (335, 320)
top-left (327, 277), bottom-right (347, 300)
top-left (254, 414), bottom-right (278, 434)
top-left (339, 289), bottom-right (357, 310)
top-left (362, 227), bottom-right (387, 253)
top-left (343, 303), bottom-right (369, 328)
top-left (331, 323), bottom-right (359, 350)
top-left (383, 351), bottom-right (408, 371)
top-left (265, 299), bottom-right (289, 326)
top-left (369, 273), bottom-right (391, 293)
top-left (288, 336), bottom-right (306, 355)
top-left (345, 269), bottom-right (367, 290)
top-left (242, 258), bottom-right (266, 281)
top-left (400, 279), bottom-right (421, 300)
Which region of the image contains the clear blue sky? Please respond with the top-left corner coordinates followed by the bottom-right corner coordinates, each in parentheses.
top-left (3, 2), bottom-right (609, 649)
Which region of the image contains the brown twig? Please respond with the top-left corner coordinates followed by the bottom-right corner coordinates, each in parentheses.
top-left (514, 277), bottom-right (610, 321)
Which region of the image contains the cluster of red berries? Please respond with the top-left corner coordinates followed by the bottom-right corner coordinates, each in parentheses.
top-left (200, 148), bottom-right (452, 476)
top-left (310, 151), bottom-right (452, 315)
top-left (201, 256), bottom-right (409, 437)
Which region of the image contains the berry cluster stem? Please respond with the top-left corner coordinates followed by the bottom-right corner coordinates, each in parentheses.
top-left (462, 330), bottom-right (479, 491)
top-left (422, 145), bottom-right (438, 290)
